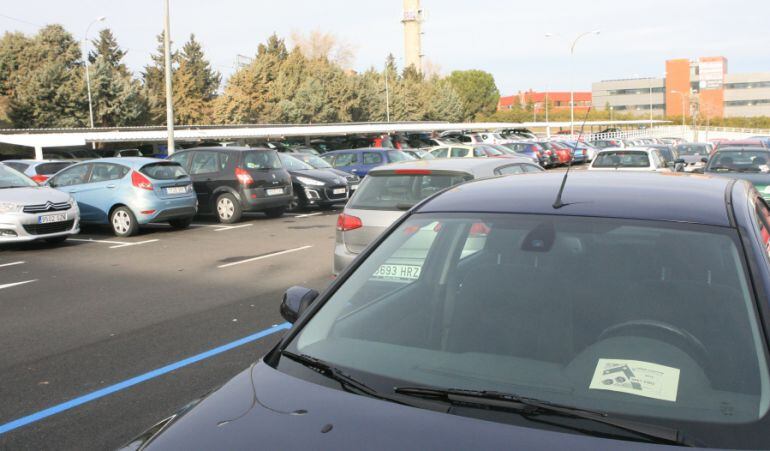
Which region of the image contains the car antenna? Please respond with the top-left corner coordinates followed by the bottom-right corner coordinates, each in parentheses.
top-left (552, 106), bottom-right (592, 209)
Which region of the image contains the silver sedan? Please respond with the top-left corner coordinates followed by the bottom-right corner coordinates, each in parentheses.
top-left (0, 163), bottom-right (80, 244)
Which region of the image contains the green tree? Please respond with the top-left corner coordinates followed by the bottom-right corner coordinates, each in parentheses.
top-left (142, 32), bottom-right (178, 124)
top-left (89, 29), bottom-right (147, 126)
top-left (172, 34), bottom-right (220, 124)
top-left (446, 69), bottom-right (500, 121)
top-left (425, 77), bottom-right (463, 122)
top-left (8, 25), bottom-right (87, 128)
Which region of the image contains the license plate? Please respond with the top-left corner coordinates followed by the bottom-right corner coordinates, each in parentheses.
top-left (333, 188), bottom-right (347, 195)
top-left (39, 213), bottom-right (66, 224)
top-left (166, 186), bottom-right (187, 194)
top-left (266, 188), bottom-right (284, 196)
top-left (350, 184), bottom-right (359, 191)
top-left (373, 264), bottom-right (422, 280)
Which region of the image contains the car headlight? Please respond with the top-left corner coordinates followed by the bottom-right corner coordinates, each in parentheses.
top-left (296, 176), bottom-right (325, 186)
top-left (0, 202), bottom-right (23, 213)
top-left (68, 198), bottom-right (77, 207)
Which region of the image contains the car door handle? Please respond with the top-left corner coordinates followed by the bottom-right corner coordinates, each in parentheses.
top-left (107, 184), bottom-right (117, 189)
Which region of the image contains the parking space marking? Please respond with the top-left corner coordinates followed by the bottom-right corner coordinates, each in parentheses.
top-left (69, 238), bottom-right (128, 245)
top-left (109, 239), bottom-right (159, 249)
top-left (213, 224), bottom-right (254, 232)
top-left (0, 279), bottom-right (37, 291)
top-left (217, 245), bottom-right (313, 269)
top-left (0, 261), bottom-right (25, 269)
top-left (0, 322), bottom-right (291, 436)
top-left (294, 212), bottom-right (323, 219)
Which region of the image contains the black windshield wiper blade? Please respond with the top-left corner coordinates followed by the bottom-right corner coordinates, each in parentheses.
top-left (394, 386), bottom-right (689, 446)
top-left (281, 351), bottom-right (420, 408)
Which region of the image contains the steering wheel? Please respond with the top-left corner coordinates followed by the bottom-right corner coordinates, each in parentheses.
top-left (597, 319), bottom-right (711, 372)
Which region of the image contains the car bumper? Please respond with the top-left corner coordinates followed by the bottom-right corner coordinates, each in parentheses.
top-left (133, 195), bottom-right (198, 225)
top-left (300, 185), bottom-right (349, 207)
top-left (333, 241), bottom-right (358, 275)
top-left (0, 207), bottom-right (80, 243)
top-left (240, 187), bottom-right (293, 211)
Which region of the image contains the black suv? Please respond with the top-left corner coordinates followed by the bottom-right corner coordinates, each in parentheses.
top-left (168, 147), bottom-right (292, 223)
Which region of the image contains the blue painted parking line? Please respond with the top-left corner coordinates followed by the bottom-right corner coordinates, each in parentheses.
top-left (0, 322), bottom-right (291, 436)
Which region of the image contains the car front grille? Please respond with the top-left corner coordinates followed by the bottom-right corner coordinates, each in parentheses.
top-left (23, 220), bottom-right (75, 236)
top-left (23, 201), bottom-right (70, 213)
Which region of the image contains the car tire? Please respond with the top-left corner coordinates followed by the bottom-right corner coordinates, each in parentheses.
top-left (45, 236), bottom-right (67, 244)
top-left (264, 207), bottom-right (285, 219)
top-left (288, 194), bottom-right (304, 211)
top-left (216, 193), bottom-right (242, 224)
top-left (110, 206), bottom-right (138, 237)
top-left (169, 217), bottom-right (193, 229)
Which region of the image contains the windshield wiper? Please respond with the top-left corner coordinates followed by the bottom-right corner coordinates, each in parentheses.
top-left (281, 351), bottom-right (418, 408)
top-left (708, 166), bottom-right (734, 172)
top-left (394, 386), bottom-right (690, 446)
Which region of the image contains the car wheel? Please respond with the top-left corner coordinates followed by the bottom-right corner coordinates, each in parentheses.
top-left (288, 194), bottom-right (304, 211)
top-left (264, 207), bottom-right (285, 218)
top-left (45, 236), bottom-right (67, 244)
top-left (169, 217), bottom-right (193, 229)
top-left (111, 206), bottom-right (138, 237)
top-left (216, 193), bottom-right (242, 224)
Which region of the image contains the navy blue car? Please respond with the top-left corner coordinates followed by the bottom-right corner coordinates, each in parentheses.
top-left (126, 172), bottom-right (770, 449)
top-left (321, 148), bottom-right (414, 177)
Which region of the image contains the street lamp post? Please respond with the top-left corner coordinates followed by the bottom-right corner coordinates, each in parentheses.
top-left (83, 16), bottom-right (106, 129)
top-left (163, 0), bottom-right (175, 155)
top-left (649, 78), bottom-right (653, 126)
top-left (546, 31), bottom-right (600, 136)
top-left (609, 106), bottom-right (614, 122)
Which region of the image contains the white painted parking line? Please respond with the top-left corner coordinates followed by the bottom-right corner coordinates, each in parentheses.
top-left (70, 238), bottom-right (127, 245)
top-left (218, 245), bottom-right (313, 269)
top-left (0, 279), bottom-right (37, 290)
top-left (213, 224), bottom-right (254, 232)
top-left (0, 261), bottom-right (25, 269)
top-left (294, 212), bottom-right (323, 219)
top-left (109, 239), bottom-right (159, 249)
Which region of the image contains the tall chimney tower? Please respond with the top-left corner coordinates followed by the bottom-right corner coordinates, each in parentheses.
top-left (402, 0), bottom-right (423, 72)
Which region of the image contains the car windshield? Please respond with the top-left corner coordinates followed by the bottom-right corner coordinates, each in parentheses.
top-left (288, 213), bottom-right (769, 445)
top-left (479, 146), bottom-right (503, 156)
top-left (708, 151), bottom-right (770, 173)
top-left (676, 144), bottom-right (709, 156)
top-left (140, 162), bottom-right (188, 180)
top-left (279, 154), bottom-right (314, 171)
top-left (593, 151), bottom-right (651, 168)
top-left (36, 162), bottom-right (73, 175)
top-left (387, 151), bottom-right (415, 162)
top-left (0, 164), bottom-right (36, 188)
top-left (243, 150), bottom-right (282, 170)
top-left (294, 154), bottom-right (332, 169)
top-left (348, 172), bottom-right (472, 210)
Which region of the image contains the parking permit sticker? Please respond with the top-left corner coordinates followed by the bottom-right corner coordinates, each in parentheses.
top-left (589, 359), bottom-right (680, 402)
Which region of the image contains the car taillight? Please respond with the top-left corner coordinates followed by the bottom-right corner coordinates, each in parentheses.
top-left (235, 167), bottom-right (254, 186)
top-left (31, 174), bottom-right (48, 184)
top-left (394, 169), bottom-right (432, 175)
top-left (337, 213), bottom-right (362, 231)
top-left (131, 171), bottom-right (153, 190)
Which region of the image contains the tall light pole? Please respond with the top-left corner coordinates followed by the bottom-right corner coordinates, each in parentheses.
top-left (83, 16), bottom-right (106, 129)
top-left (384, 65), bottom-right (391, 122)
top-left (649, 78), bottom-right (653, 126)
top-left (546, 30), bottom-right (600, 136)
top-left (163, 0), bottom-right (175, 155)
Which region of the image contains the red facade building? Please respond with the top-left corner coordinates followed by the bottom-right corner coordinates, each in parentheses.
top-left (497, 90), bottom-right (592, 114)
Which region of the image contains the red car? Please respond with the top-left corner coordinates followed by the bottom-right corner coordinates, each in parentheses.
top-left (548, 141), bottom-right (574, 165)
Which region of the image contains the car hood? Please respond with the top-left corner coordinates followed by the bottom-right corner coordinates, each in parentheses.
top-left (0, 186), bottom-right (71, 204)
top-left (289, 169), bottom-right (348, 185)
top-left (134, 361), bottom-right (669, 451)
top-left (328, 168), bottom-right (358, 181)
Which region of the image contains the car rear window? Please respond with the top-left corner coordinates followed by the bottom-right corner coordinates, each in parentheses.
top-left (243, 150), bottom-right (282, 170)
top-left (349, 172), bottom-right (472, 210)
top-left (593, 151), bottom-right (651, 168)
top-left (676, 145), bottom-right (708, 156)
top-left (3, 162), bottom-right (28, 173)
top-left (35, 162), bottom-right (73, 175)
top-left (140, 162), bottom-right (188, 180)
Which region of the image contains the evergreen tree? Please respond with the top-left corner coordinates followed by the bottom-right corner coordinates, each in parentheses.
top-left (142, 32), bottom-right (178, 124)
top-left (8, 25), bottom-right (87, 128)
top-left (173, 34), bottom-right (220, 124)
top-left (89, 28), bottom-right (147, 126)
top-left (446, 69), bottom-right (500, 121)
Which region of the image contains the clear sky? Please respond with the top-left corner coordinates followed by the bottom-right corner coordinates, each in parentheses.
top-left (1, 0), bottom-right (768, 95)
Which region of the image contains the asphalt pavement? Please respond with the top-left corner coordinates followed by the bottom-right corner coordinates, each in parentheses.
top-left (0, 209), bottom-right (341, 450)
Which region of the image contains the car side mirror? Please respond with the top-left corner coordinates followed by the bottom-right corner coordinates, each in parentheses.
top-left (701, 157), bottom-right (708, 163)
top-left (280, 286), bottom-right (319, 323)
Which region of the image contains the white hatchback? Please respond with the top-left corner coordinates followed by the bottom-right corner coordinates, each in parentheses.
top-left (588, 147), bottom-right (676, 172)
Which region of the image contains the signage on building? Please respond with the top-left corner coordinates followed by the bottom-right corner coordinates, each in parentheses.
top-left (699, 61), bottom-right (724, 90)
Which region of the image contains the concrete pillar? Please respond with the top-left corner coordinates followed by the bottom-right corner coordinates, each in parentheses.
top-left (34, 145), bottom-right (43, 161)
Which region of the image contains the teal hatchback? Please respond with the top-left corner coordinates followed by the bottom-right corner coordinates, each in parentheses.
top-left (47, 157), bottom-right (197, 237)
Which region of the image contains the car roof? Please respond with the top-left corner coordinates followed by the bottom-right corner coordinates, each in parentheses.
top-left (2, 159), bottom-right (71, 164)
top-left (177, 146), bottom-right (271, 152)
top-left (73, 157), bottom-right (169, 167)
top-left (596, 147), bottom-right (654, 154)
top-left (714, 147), bottom-right (770, 153)
top-left (324, 148), bottom-right (395, 154)
top-left (417, 171), bottom-right (734, 227)
top-left (369, 157), bottom-right (535, 174)
top-left (721, 140), bottom-right (767, 146)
